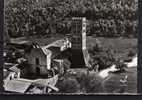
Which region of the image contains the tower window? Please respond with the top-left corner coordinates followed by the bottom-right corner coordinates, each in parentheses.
top-left (35, 58), bottom-right (39, 65)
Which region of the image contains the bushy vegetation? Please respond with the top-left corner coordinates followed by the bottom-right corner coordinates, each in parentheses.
top-left (56, 71), bottom-right (104, 93)
top-left (88, 41), bottom-right (130, 71)
top-left (75, 72), bottom-right (104, 93)
top-left (56, 77), bottom-right (81, 93)
top-left (88, 44), bottom-right (115, 70)
top-left (5, 0), bottom-right (137, 37)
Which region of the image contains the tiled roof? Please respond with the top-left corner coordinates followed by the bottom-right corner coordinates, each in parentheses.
top-left (4, 79), bottom-right (32, 93)
top-left (9, 64), bottom-right (20, 73)
top-left (41, 38), bottom-right (68, 57)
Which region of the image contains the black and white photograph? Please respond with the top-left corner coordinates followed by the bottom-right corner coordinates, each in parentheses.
top-left (3, 0), bottom-right (138, 94)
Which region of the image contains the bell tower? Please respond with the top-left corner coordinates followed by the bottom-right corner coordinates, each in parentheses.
top-left (69, 17), bottom-right (88, 68)
top-left (71, 17), bottom-right (86, 50)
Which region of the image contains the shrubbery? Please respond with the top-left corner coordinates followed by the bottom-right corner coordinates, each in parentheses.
top-left (75, 72), bottom-right (104, 93)
top-left (88, 43), bottom-right (129, 71)
top-left (88, 44), bottom-right (115, 70)
top-left (56, 77), bottom-right (80, 93)
top-left (56, 71), bottom-right (104, 93)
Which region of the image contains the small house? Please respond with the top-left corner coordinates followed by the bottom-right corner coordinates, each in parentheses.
top-left (25, 38), bottom-right (71, 76)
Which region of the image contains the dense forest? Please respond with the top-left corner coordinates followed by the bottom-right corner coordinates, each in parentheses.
top-left (5, 0), bottom-right (138, 38)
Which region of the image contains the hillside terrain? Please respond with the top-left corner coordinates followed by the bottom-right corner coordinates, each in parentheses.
top-left (5, 0), bottom-right (137, 38)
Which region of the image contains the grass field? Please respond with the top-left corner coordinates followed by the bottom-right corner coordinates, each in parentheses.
top-left (87, 37), bottom-right (137, 60)
top-left (102, 67), bottom-right (137, 93)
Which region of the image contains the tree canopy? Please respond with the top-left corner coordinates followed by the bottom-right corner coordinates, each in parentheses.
top-left (5, 0), bottom-right (138, 37)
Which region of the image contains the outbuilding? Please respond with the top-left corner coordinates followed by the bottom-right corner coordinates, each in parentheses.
top-left (25, 38), bottom-right (71, 76)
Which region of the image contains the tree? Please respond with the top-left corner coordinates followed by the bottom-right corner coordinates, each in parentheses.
top-left (5, 0), bottom-right (138, 37)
